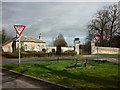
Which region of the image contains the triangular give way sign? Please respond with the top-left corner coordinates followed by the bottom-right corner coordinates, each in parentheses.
top-left (14, 25), bottom-right (26, 36)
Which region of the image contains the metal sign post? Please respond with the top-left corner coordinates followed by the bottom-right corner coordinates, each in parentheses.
top-left (97, 40), bottom-right (98, 60)
top-left (94, 35), bottom-right (100, 61)
top-left (13, 25), bottom-right (26, 64)
top-left (19, 36), bottom-right (21, 64)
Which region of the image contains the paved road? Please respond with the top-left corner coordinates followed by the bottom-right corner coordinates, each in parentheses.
top-left (2, 74), bottom-right (40, 88)
top-left (1, 71), bottom-right (58, 89)
top-left (2, 55), bottom-right (120, 64)
top-left (1, 70), bottom-right (45, 88)
top-left (1, 69), bottom-right (73, 89)
top-left (82, 55), bottom-right (120, 63)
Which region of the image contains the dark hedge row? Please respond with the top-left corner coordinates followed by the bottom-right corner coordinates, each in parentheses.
top-left (2, 50), bottom-right (76, 58)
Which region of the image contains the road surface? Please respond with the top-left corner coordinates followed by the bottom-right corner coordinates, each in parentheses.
top-left (1, 69), bottom-right (73, 89)
top-left (2, 55), bottom-right (120, 64)
top-left (1, 71), bottom-right (47, 89)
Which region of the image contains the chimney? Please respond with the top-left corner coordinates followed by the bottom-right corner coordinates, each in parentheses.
top-left (39, 33), bottom-right (42, 40)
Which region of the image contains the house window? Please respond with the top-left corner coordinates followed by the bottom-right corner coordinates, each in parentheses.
top-left (52, 49), bottom-right (55, 52)
top-left (37, 45), bottom-right (40, 51)
top-left (24, 44), bottom-right (28, 51)
top-left (42, 48), bottom-right (46, 52)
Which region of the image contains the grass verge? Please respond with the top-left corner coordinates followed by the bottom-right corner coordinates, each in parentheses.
top-left (3, 59), bottom-right (119, 89)
top-left (2, 55), bottom-right (81, 60)
top-left (94, 54), bottom-right (120, 56)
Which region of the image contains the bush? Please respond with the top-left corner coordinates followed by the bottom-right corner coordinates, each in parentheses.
top-left (48, 52), bottom-right (55, 57)
top-left (2, 52), bottom-right (19, 58)
top-left (2, 51), bottom-right (48, 58)
top-left (21, 52), bottom-right (30, 57)
top-left (26, 51), bottom-right (47, 57)
top-left (62, 50), bottom-right (76, 56)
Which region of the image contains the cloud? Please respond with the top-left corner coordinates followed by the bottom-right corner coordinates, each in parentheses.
top-left (2, 2), bottom-right (116, 45)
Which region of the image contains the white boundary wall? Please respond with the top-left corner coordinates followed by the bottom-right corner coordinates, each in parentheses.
top-left (91, 42), bottom-right (120, 54)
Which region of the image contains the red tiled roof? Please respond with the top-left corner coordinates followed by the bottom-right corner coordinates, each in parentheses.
top-left (0, 35), bottom-right (46, 47)
top-left (0, 37), bottom-right (18, 47)
top-left (0, 41), bottom-right (12, 47)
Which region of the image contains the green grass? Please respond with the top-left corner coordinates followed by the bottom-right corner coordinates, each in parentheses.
top-left (3, 59), bottom-right (119, 89)
top-left (94, 54), bottom-right (120, 56)
top-left (2, 55), bottom-right (81, 60)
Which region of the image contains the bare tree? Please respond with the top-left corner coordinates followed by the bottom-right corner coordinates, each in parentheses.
top-left (1, 29), bottom-right (12, 44)
top-left (88, 4), bottom-right (119, 47)
top-left (53, 33), bottom-right (68, 47)
top-left (106, 5), bottom-right (119, 46)
top-left (88, 9), bottom-right (109, 46)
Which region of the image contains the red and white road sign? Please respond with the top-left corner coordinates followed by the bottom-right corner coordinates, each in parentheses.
top-left (13, 25), bottom-right (26, 36)
top-left (94, 35), bottom-right (100, 41)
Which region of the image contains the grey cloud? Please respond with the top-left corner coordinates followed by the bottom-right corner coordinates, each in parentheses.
top-left (2, 2), bottom-right (116, 46)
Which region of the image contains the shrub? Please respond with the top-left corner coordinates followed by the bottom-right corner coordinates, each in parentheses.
top-left (62, 50), bottom-right (76, 56)
top-left (2, 51), bottom-right (48, 58)
top-left (26, 51), bottom-right (47, 57)
top-left (21, 52), bottom-right (30, 57)
top-left (2, 52), bottom-right (19, 58)
top-left (48, 52), bottom-right (55, 57)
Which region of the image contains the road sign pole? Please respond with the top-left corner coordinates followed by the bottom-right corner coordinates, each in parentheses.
top-left (13, 25), bottom-right (26, 65)
top-left (19, 36), bottom-right (21, 64)
top-left (97, 41), bottom-right (98, 60)
top-left (94, 35), bottom-right (100, 61)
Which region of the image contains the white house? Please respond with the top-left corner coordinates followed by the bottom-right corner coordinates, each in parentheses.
top-left (1, 33), bottom-right (75, 53)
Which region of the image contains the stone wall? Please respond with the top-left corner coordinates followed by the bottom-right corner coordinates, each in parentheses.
top-left (61, 47), bottom-right (74, 52)
top-left (91, 42), bottom-right (120, 54)
top-left (45, 46), bottom-right (74, 53)
top-left (45, 46), bottom-right (56, 53)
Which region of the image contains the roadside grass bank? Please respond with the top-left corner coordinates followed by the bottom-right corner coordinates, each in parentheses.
top-left (94, 54), bottom-right (120, 56)
top-left (2, 55), bottom-right (81, 60)
top-left (3, 59), bottom-right (119, 89)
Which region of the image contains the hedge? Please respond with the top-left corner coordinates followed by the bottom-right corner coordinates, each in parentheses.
top-left (2, 50), bottom-right (76, 58)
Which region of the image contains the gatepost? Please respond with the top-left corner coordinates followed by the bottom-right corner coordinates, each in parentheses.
top-left (74, 38), bottom-right (80, 55)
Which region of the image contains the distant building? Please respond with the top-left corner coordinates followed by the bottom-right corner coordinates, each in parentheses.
top-left (1, 34), bottom-right (74, 53)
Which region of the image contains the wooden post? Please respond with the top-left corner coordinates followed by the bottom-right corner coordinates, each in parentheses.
top-left (74, 59), bottom-right (78, 69)
top-left (57, 57), bottom-right (59, 62)
top-left (84, 58), bottom-right (88, 67)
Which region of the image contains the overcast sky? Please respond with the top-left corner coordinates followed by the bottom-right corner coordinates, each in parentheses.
top-left (2, 2), bottom-right (118, 46)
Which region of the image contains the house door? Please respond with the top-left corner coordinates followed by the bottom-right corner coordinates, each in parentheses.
top-left (12, 41), bottom-right (16, 52)
top-left (56, 46), bottom-right (61, 55)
